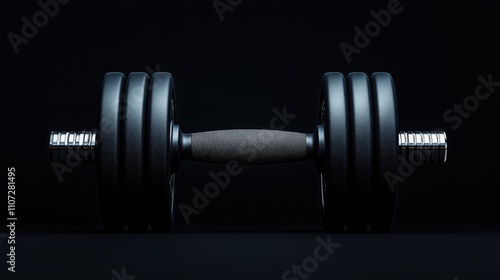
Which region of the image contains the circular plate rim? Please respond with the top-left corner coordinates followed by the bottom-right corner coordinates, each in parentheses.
top-left (346, 72), bottom-right (373, 232)
top-left (97, 72), bottom-right (127, 232)
top-left (147, 72), bottom-right (175, 232)
top-left (369, 72), bottom-right (399, 232)
top-left (122, 72), bottom-right (150, 232)
top-left (321, 72), bottom-right (350, 232)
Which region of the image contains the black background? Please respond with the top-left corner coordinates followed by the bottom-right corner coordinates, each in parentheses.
top-left (2, 0), bottom-right (500, 279)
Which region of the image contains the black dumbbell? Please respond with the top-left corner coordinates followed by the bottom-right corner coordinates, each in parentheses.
top-left (48, 72), bottom-right (447, 233)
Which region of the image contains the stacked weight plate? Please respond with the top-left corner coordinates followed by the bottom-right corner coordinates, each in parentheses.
top-left (97, 72), bottom-right (175, 232)
top-left (321, 72), bottom-right (398, 233)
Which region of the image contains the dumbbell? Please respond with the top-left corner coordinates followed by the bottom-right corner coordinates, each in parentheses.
top-left (48, 72), bottom-right (447, 233)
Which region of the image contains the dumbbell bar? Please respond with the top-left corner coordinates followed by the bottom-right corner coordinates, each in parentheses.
top-left (48, 72), bottom-right (447, 233)
top-left (49, 130), bottom-right (447, 165)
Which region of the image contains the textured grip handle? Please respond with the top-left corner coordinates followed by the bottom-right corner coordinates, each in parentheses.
top-left (190, 129), bottom-right (308, 164)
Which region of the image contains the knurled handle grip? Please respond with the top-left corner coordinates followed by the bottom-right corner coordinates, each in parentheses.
top-left (190, 129), bottom-right (308, 164)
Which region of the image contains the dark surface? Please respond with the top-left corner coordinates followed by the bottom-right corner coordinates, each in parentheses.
top-left (2, 224), bottom-right (500, 280)
top-left (2, 0), bottom-right (500, 279)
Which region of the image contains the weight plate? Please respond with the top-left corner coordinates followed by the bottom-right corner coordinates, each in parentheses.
top-left (346, 72), bottom-right (373, 232)
top-left (369, 72), bottom-right (399, 232)
top-left (97, 72), bottom-right (127, 232)
top-left (147, 72), bottom-right (175, 232)
top-left (122, 72), bottom-right (149, 232)
top-left (321, 72), bottom-right (350, 232)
